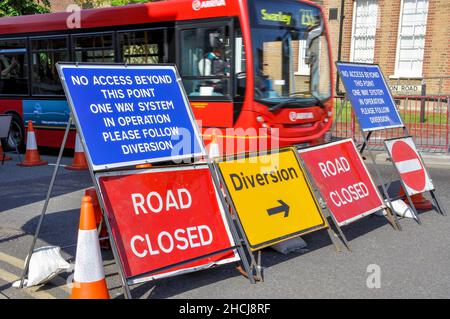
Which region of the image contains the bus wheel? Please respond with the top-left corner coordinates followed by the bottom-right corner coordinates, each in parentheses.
top-left (6, 114), bottom-right (25, 153)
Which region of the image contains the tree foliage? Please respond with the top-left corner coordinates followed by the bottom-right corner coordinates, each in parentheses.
top-left (0, 0), bottom-right (50, 17)
top-left (75, 0), bottom-right (151, 8)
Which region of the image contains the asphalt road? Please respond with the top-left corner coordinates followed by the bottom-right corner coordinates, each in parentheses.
top-left (0, 151), bottom-right (449, 299)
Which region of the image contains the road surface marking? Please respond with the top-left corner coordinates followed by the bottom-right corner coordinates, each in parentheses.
top-left (0, 268), bottom-right (56, 299)
top-left (0, 251), bottom-right (71, 294)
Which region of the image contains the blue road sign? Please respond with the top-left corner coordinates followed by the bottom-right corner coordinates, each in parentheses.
top-left (336, 62), bottom-right (404, 132)
top-left (57, 64), bottom-right (205, 171)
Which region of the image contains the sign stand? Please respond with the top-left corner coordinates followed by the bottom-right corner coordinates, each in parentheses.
top-left (360, 131), bottom-right (404, 229)
top-left (296, 155), bottom-right (352, 252)
top-left (19, 117), bottom-right (73, 288)
top-left (384, 136), bottom-right (446, 218)
top-left (206, 160), bottom-right (257, 283)
top-left (211, 163), bottom-right (262, 281)
top-left (214, 148), bottom-right (348, 281)
top-left (335, 62), bottom-right (418, 230)
top-left (47, 62), bottom-right (256, 298)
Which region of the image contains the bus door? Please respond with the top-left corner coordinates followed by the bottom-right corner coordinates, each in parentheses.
top-left (176, 19), bottom-right (234, 135)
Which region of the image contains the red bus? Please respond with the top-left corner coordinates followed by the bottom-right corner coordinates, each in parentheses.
top-left (0, 0), bottom-right (333, 154)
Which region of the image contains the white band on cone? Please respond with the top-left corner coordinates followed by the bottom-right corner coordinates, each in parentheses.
top-left (209, 143), bottom-right (220, 158)
top-left (74, 229), bottom-right (105, 283)
top-left (26, 132), bottom-right (37, 150)
top-left (75, 133), bottom-right (84, 153)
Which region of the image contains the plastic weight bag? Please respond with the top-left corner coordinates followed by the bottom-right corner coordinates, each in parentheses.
top-left (271, 237), bottom-right (308, 255)
top-left (23, 246), bottom-right (70, 287)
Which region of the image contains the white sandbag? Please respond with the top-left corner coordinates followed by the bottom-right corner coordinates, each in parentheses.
top-left (390, 199), bottom-right (416, 219)
top-left (23, 246), bottom-right (71, 287)
top-left (271, 237), bottom-right (307, 255)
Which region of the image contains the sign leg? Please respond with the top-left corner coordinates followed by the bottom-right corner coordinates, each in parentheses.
top-left (19, 118), bottom-right (72, 288)
top-left (208, 161), bottom-right (256, 284)
top-left (362, 133), bottom-right (402, 230)
top-left (430, 190), bottom-right (446, 216)
top-left (404, 192), bottom-right (422, 225)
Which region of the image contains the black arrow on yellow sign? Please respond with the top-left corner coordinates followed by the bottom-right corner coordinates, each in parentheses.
top-left (267, 200), bottom-right (290, 218)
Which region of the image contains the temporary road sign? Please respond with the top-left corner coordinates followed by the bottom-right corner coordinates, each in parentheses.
top-left (57, 63), bottom-right (205, 171)
top-left (385, 137), bottom-right (434, 196)
top-left (97, 165), bottom-right (238, 284)
top-left (215, 147), bottom-right (328, 251)
top-left (299, 139), bottom-right (385, 226)
top-left (336, 62), bottom-right (404, 131)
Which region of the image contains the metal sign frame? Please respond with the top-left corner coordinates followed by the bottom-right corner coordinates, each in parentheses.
top-left (20, 63), bottom-right (255, 299)
top-left (214, 147), bottom-right (346, 280)
top-left (298, 138), bottom-right (387, 226)
top-left (384, 136), bottom-right (446, 217)
top-left (335, 61), bottom-right (415, 230)
top-left (56, 62), bottom-right (207, 171)
top-left (94, 164), bottom-right (242, 286)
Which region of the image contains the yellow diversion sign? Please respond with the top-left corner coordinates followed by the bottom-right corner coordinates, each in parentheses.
top-left (216, 147), bottom-right (327, 251)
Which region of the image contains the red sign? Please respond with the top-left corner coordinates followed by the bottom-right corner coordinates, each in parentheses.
top-left (385, 137), bottom-right (434, 195)
top-left (299, 139), bottom-right (385, 226)
top-left (97, 165), bottom-right (238, 283)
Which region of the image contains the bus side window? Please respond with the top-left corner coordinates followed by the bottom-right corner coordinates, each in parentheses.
top-left (31, 37), bottom-right (69, 96)
top-left (119, 29), bottom-right (165, 64)
top-left (0, 39), bottom-right (29, 95)
top-left (73, 33), bottom-right (115, 63)
top-left (179, 26), bottom-right (231, 98)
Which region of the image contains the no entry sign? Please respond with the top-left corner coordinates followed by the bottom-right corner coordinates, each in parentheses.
top-left (385, 137), bottom-right (434, 196)
top-left (57, 63), bottom-right (205, 171)
top-left (216, 147), bottom-right (327, 251)
top-left (97, 165), bottom-right (238, 283)
top-left (299, 139), bottom-right (385, 226)
top-left (336, 62), bottom-right (403, 131)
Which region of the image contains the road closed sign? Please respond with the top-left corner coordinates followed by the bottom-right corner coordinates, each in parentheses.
top-left (97, 165), bottom-right (238, 283)
top-left (57, 63), bottom-right (205, 171)
top-left (216, 147), bottom-right (327, 251)
top-left (385, 137), bottom-right (434, 196)
top-left (299, 139), bottom-right (385, 226)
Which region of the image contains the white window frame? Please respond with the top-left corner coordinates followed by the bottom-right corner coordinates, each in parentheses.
top-left (393, 0), bottom-right (429, 78)
top-left (349, 0), bottom-right (378, 64)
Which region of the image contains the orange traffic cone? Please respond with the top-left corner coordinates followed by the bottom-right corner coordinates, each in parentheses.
top-left (208, 131), bottom-right (220, 159)
top-left (71, 196), bottom-right (110, 299)
top-left (66, 133), bottom-right (88, 170)
top-left (17, 121), bottom-right (47, 167)
top-left (0, 144), bottom-right (12, 161)
top-left (398, 186), bottom-right (433, 210)
top-left (136, 163), bottom-right (152, 169)
top-left (85, 188), bottom-right (111, 250)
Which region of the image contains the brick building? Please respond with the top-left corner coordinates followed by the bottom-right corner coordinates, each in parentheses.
top-left (320, 0), bottom-right (449, 95)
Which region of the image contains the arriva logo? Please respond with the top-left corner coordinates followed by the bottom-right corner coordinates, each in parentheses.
top-left (192, 0), bottom-right (226, 11)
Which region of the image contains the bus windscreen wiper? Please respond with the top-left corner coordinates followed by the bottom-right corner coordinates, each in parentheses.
top-left (268, 99), bottom-right (299, 112)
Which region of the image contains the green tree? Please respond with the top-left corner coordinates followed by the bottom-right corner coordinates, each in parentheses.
top-left (75, 0), bottom-right (151, 8)
top-left (0, 0), bottom-right (50, 17)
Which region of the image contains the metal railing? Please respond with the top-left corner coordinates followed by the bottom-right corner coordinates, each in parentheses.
top-left (332, 95), bottom-right (450, 153)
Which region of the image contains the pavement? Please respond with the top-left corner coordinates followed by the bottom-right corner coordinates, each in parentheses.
top-left (0, 149), bottom-right (449, 299)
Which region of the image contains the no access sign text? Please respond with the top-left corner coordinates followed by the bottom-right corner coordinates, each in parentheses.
top-left (57, 64), bottom-right (205, 171)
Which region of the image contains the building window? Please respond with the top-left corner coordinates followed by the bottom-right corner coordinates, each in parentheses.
top-left (395, 0), bottom-right (429, 77)
top-left (350, 0), bottom-right (378, 64)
